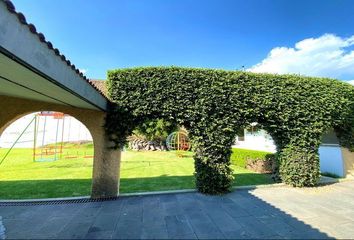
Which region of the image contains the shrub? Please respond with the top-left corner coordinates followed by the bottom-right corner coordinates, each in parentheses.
top-left (231, 148), bottom-right (274, 168)
top-left (106, 67), bottom-right (354, 194)
top-left (279, 145), bottom-right (320, 187)
top-left (133, 118), bottom-right (177, 143)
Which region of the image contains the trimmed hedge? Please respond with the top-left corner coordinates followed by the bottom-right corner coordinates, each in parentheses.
top-left (106, 67), bottom-right (354, 194)
top-left (279, 146), bottom-right (320, 187)
top-left (231, 148), bottom-right (274, 168)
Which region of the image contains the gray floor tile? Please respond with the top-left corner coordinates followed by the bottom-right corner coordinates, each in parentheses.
top-left (85, 230), bottom-right (113, 239)
top-left (165, 214), bottom-right (194, 238)
top-left (5, 181), bottom-right (354, 239)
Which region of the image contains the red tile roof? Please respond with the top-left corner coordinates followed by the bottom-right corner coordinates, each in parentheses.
top-left (89, 80), bottom-right (108, 98)
top-left (2, 0), bottom-right (108, 100)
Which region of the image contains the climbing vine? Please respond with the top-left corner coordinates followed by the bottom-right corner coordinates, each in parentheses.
top-left (105, 67), bottom-right (354, 194)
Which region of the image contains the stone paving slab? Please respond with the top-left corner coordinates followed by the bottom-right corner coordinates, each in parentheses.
top-left (2, 181), bottom-right (354, 239)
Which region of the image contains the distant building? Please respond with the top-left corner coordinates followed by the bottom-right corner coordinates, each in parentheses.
top-left (233, 126), bottom-right (276, 153)
top-left (0, 112), bottom-right (92, 148)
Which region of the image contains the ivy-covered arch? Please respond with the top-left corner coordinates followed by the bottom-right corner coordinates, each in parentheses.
top-left (105, 67), bottom-right (354, 194)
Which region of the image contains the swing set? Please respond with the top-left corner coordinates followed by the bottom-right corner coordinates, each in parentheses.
top-left (0, 111), bottom-right (94, 166)
top-left (33, 111), bottom-right (65, 162)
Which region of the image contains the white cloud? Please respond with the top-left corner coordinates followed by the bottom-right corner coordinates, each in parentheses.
top-left (249, 34), bottom-right (354, 80)
top-left (348, 80), bottom-right (354, 85)
top-left (79, 68), bottom-right (88, 74)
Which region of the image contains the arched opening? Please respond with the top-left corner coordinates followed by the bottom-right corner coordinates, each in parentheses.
top-left (119, 118), bottom-right (195, 193)
top-left (233, 123), bottom-right (276, 153)
top-left (0, 111), bottom-right (95, 199)
top-left (117, 116), bottom-right (279, 194)
top-left (231, 123), bottom-right (277, 186)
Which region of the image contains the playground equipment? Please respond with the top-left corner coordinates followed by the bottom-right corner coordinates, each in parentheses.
top-left (0, 111), bottom-right (94, 165)
top-left (33, 111), bottom-right (65, 162)
top-left (33, 112), bottom-right (94, 161)
top-left (166, 130), bottom-right (191, 151)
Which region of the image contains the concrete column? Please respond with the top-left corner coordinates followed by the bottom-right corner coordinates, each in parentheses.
top-left (88, 112), bottom-right (121, 198)
top-left (0, 95), bottom-right (121, 198)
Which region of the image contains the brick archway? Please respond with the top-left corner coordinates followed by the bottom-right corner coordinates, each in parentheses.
top-left (0, 95), bottom-right (121, 198)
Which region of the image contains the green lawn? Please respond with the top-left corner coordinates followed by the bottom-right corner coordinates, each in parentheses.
top-left (0, 145), bottom-right (273, 199)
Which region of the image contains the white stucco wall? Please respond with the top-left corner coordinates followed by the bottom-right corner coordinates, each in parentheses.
top-left (319, 144), bottom-right (345, 177)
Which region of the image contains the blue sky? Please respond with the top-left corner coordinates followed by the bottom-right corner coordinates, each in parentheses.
top-left (12, 0), bottom-right (354, 82)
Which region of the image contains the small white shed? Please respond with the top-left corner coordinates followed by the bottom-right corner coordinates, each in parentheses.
top-left (233, 126), bottom-right (354, 178)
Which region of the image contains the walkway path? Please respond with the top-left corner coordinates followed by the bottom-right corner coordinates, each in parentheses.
top-left (1, 181), bottom-right (354, 239)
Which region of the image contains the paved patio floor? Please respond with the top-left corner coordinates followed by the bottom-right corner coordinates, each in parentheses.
top-left (1, 181), bottom-right (354, 239)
